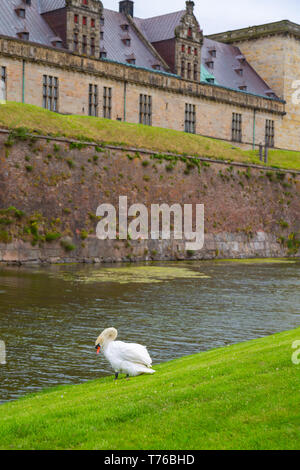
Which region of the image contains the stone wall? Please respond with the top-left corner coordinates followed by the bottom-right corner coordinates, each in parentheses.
top-left (0, 133), bottom-right (299, 264)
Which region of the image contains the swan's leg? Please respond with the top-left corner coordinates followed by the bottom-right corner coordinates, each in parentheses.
top-left (114, 372), bottom-right (119, 380)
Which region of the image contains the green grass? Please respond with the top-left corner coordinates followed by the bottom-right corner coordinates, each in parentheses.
top-left (0, 328), bottom-right (300, 450)
top-left (0, 102), bottom-right (300, 170)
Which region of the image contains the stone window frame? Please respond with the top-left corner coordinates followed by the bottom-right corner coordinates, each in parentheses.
top-left (139, 94), bottom-right (152, 126)
top-left (73, 32), bottom-right (79, 52)
top-left (0, 66), bottom-right (6, 102)
top-left (185, 103), bottom-right (196, 134)
top-left (90, 37), bottom-right (95, 56)
top-left (42, 75), bottom-right (59, 112)
top-left (265, 119), bottom-right (275, 148)
top-left (232, 112), bottom-right (242, 143)
top-left (82, 35), bottom-right (87, 54)
top-left (88, 84), bottom-right (98, 117)
top-left (103, 87), bottom-right (112, 119)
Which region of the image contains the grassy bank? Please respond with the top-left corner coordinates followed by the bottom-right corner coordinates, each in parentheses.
top-left (0, 327), bottom-right (300, 450)
top-left (0, 102), bottom-right (300, 170)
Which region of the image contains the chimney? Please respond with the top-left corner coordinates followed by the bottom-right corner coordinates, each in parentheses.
top-left (119, 1), bottom-right (134, 17)
top-left (186, 1), bottom-right (195, 15)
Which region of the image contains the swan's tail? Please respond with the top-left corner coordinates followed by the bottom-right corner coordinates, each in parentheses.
top-left (135, 365), bottom-right (156, 375)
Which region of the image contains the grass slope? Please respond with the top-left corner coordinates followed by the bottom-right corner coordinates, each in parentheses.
top-left (0, 102), bottom-right (300, 170)
top-left (0, 328), bottom-right (300, 450)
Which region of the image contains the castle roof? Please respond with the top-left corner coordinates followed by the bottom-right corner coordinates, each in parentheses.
top-left (0, 0), bottom-right (280, 98)
top-left (0, 0), bottom-right (57, 47)
top-left (134, 10), bottom-right (186, 43)
top-left (102, 9), bottom-right (167, 70)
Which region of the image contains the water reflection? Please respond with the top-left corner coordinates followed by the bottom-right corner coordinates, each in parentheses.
top-left (0, 261), bottom-right (299, 403)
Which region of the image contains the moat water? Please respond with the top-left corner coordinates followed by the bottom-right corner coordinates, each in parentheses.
top-left (0, 260), bottom-right (299, 403)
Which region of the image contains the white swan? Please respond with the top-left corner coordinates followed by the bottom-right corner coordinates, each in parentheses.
top-left (95, 328), bottom-right (156, 379)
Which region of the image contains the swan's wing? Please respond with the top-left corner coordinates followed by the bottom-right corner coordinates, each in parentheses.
top-left (114, 341), bottom-right (152, 367)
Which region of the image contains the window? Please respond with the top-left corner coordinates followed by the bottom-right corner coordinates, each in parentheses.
top-left (82, 35), bottom-right (87, 54)
top-left (17, 32), bottom-right (29, 40)
top-left (0, 67), bottom-right (6, 103)
top-left (100, 51), bottom-right (107, 59)
top-left (139, 94), bottom-right (152, 126)
top-left (194, 48), bottom-right (198, 56)
top-left (123, 38), bottom-right (131, 46)
top-left (209, 49), bottom-right (216, 58)
top-left (152, 64), bottom-right (161, 70)
top-left (42, 75), bottom-right (59, 112)
top-left (238, 85), bottom-right (247, 91)
top-left (181, 60), bottom-right (185, 77)
top-left (83, 17), bottom-right (87, 26)
top-left (206, 78), bottom-right (215, 84)
top-left (82, 0), bottom-right (88, 5)
top-left (100, 31), bottom-right (104, 40)
top-left (232, 113), bottom-right (242, 142)
top-left (73, 32), bottom-right (78, 51)
top-left (74, 14), bottom-right (78, 24)
top-left (193, 63), bottom-right (198, 81)
top-left (103, 87), bottom-right (112, 119)
top-left (15, 8), bottom-right (26, 18)
top-left (188, 46), bottom-right (191, 54)
top-left (126, 58), bottom-right (136, 64)
top-left (88, 84), bottom-right (98, 117)
top-left (91, 18), bottom-right (95, 28)
top-left (235, 68), bottom-right (243, 76)
top-left (185, 104), bottom-right (196, 134)
top-left (188, 27), bottom-right (192, 37)
top-left (121, 24), bottom-right (129, 31)
top-left (182, 44), bottom-right (185, 52)
top-left (265, 120), bottom-right (275, 147)
top-left (206, 61), bottom-right (214, 69)
top-left (90, 37), bottom-right (95, 56)
top-left (187, 63), bottom-right (191, 79)
top-left (100, 17), bottom-right (105, 25)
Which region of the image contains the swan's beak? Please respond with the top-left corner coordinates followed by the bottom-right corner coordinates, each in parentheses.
top-left (95, 344), bottom-right (101, 355)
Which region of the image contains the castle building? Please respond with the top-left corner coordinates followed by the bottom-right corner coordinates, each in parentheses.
top-left (0, 0), bottom-right (297, 151)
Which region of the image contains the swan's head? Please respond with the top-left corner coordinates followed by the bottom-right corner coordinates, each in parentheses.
top-left (95, 327), bottom-right (118, 354)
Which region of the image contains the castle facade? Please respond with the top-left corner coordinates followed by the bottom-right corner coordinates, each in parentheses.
top-left (1, 1), bottom-right (299, 151)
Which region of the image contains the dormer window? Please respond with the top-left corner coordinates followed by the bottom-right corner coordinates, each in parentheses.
top-left (152, 64), bottom-right (161, 71)
top-left (209, 48), bottom-right (216, 58)
top-left (206, 78), bottom-right (215, 84)
top-left (236, 54), bottom-right (246, 64)
top-left (100, 31), bottom-right (104, 40)
top-left (127, 59), bottom-right (136, 64)
top-left (121, 24), bottom-right (129, 31)
top-left (100, 17), bottom-right (105, 25)
top-left (122, 38), bottom-right (131, 46)
top-left (188, 27), bottom-right (192, 38)
top-left (235, 68), bottom-right (243, 76)
top-left (51, 38), bottom-right (63, 48)
top-left (206, 61), bottom-right (214, 69)
top-left (100, 50), bottom-right (107, 59)
top-left (15, 8), bottom-right (26, 18)
top-left (239, 85), bottom-right (247, 91)
top-left (17, 31), bottom-right (29, 41)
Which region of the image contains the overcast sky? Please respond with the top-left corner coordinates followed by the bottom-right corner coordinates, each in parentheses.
top-left (105, 0), bottom-right (300, 34)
